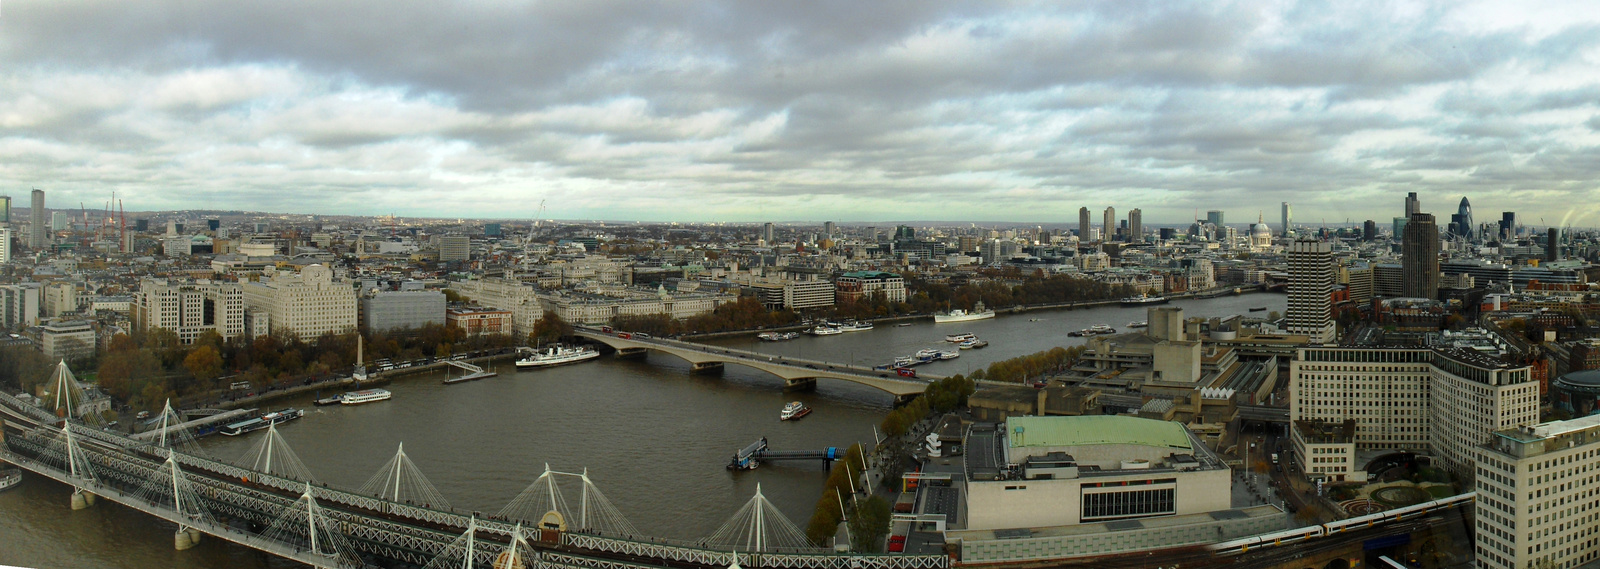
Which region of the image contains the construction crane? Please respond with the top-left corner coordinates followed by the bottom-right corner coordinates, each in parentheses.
top-left (524, 199), bottom-right (546, 246)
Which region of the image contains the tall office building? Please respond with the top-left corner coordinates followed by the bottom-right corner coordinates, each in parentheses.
top-left (1280, 202), bottom-right (1292, 237)
top-left (134, 278), bottom-right (246, 344)
top-left (823, 221), bottom-right (836, 237)
top-left (1078, 207), bottom-right (1091, 240)
top-left (1393, 217), bottom-right (1408, 239)
top-left (1405, 192), bottom-right (1420, 217)
top-left (1205, 210), bottom-right (1224, 228)
top-left (1102, 207), bottom-right (1115, 241)
top-left (439, 235), bottom-right (471, 262)
top-left (1286, 238), bottom-right (1335, 344)
top-left (242, 264), bottom-right (358, 340)
top-left (51, 212), bottom-right (68, 231)
top-left (1127, 209), bottom-right (1143, 244)
top-left (1476, 414), bottom-right (1600, 569)
top-left (1402, 213), bottom-right (1440, 299)
top-left (1362, 220), bottom-right (1376, 241)
top-left (762, 222), bottom-right (775, 243)
top-left (29, 189), bottom-right (45, 249)
top-left (1547, 227), bottom-right (1560, 262)
top-left (0, 195), bottom-right (9, 223)
top-left (1499, 212), bottom-right (1515, 240)
top-left (0, 226), bottom-right (10, 265)
top-left (1450, 197), bottom-right (1474, 241)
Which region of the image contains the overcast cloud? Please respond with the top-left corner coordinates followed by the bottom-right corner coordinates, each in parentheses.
top-left (2, 0), bottom-right (1598, 225)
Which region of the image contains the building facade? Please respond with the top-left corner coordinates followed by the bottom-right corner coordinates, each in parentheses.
top-left (362, 290), bottom-right (446, 332)
top-left (0, 284), bottom-right (41, 330)
top-left (1402, 213), bottom-right (1440, 299)
top-left (1476, 415), bottom-right (1600, 569)
top-left (438, 235), bottom-right (471, 262)
top-left (445, 306), bottom-right (513, 336)
top-left (834, 271), bottom-right (907, 304)
top-left (242, 264), bottom-right (358, 340)
top-left (40, 321), bottom-right (96, 362)
top-left (30, 189), bottom-right (45, 249)
top-left (135, 278), bottom-right (246, 344)
top-left (1285, 238), bottom-right (1334, 344)
top-left (446, 274), bottom-right (545, 335)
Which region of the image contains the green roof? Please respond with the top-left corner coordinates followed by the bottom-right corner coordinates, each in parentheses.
top-left (1006, 416), bottom-right (1192, 451)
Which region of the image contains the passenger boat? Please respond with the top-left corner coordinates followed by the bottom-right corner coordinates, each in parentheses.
top-left (1088, 324), bottom-right (1116, 335)
top-left (836, 321), bottom-right (875, 332)
top-left (958, 338), bottom-right (981, 349)
top-left (340, 388), bottom-right (392, 405)
top-left (937, 350), bottom-right (960, 360)
top-left (945, 333), bottom-right (977, 343)
top-left (934, 301), bottom-right (996, 323)
top-left (0, 469), bottom-right (20, 492)
top-left (219, 417), bottom-right (270, 436)
top-left (313, 394), bottom-right (343, 406)
top-left (1128, 321), bottom-right (1148, 329)
top-left (1249, 306), bottom-right (1268, 312)
top-left (261, 408), bottom-right (304, 427)
top-left (780, 401), bottom-right (812, 421)
top-left (757, 332), bottom-right (781, 341)
top-left (1119, 295), bottom-right (1169, 306)
top-left (914, 348), bottom-right (940, 360)
top-left (516, 345), bottom-right (600, 368)
top-left (895, 323), bottom-right (912, 327)
top-left (809, 326), bottom-right (841, 336)
top-left (893, 356), bottom-right (916, 367)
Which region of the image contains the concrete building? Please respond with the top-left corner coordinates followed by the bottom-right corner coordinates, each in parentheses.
top-left (0, 283), bottom-right (43, 330)
top-left (1280, 202), bottom-right (1292, 237)
top-left (1476, 414), bottom-right (1600, 569)
top-left (50, 211), bottom-right (68, 231)
top-left (446, 274), bottom-right (545, 335)
top-left (1102, 207), bottom-right (1116, 241)
top-left (439, 235), bottom-right (471, 262)
top-left (242, 264), bottom-right (358, 340)
top-left (0, 226), bottom-right (10, 265)
top-left (362, 290), bottom-right (446, 333)
top-left (834, 271), bottom-right (906, 304)
top-left (1285, 238), bottom-right (1334, 344)
top-left (762, 222), bottom-right (775, 244)
top-left (1339, 264), bottom-right (1374, 303)
top-left (42, 281), bottom-right (78, 317)
top-left (1127, 209), bottom-right (1143, 244)
top-left (965, 415), bottom-right (1230, 531)
top-left (134, 279), bottom-right (247, 344)
top-left (40, 321), bottom-right (96, 362)
top-left (446, 306), bottom-right (513, 336)
top-left (1402, 213), bottom-right (1440, 299)
top-left (750, 277), bottom-right (835, 311)
top-left (1206, 210), bottom-right (1224, 228)
top-left (30, 189), bottom-right (45, 249)
top-left (1289, 347), bottom-right (1539, 480)
top-left (1078, 207), bottom-right (1091, 239)
top-left (538, 287), bottom-right (733, 325)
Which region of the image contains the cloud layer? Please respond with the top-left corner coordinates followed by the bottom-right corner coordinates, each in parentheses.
top-left (2, 0), bottom-right (1598, 225)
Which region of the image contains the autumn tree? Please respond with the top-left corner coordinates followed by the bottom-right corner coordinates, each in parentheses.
top-left (183, 345), bottom-right (224, 384)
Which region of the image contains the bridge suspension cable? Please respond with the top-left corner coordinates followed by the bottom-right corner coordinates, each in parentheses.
top-left (421, 516), bottom-right (532, 569)
top-left (35, 423), bottom-right (99, 486)
top-left (132, 454), bottom-right (215, 539)
top-left (238, 422), bottom-right (317, 482)
top-left (150, 399), bottom-right (208, 458)
top-left (497, 464), bottom-right (639, 537)
top-left (260, 482), bottom-right (365, 569)
top-left (706, 484), bottom-right (816, 553)
top-left (357, 442), bottom-right (452, 510)
top-left (48, 360), bottom-right (103, 426)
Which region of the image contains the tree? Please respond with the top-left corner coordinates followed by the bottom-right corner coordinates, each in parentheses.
top-left (183, 345), bottom-right (224, 383)
top-left (848, 496), bottom-right (892, 552)
top-left (529, 311), bottom-right (573, 345)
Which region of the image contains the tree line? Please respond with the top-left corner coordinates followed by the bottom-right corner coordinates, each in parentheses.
top-left (967, 345), bottom-right (1086, 384)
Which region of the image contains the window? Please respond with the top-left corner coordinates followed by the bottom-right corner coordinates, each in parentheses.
top-left (1081, 487), bottom-right (1176, 521)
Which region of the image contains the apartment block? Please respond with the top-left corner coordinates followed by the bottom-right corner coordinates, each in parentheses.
top-left (135, 278), bottom-right (246, 344)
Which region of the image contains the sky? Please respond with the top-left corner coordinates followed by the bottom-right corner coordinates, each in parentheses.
top-left (2, 1), bottom-right (1599, 226)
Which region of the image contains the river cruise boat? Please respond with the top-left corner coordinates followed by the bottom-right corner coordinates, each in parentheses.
top-left (893, 356), bottom-right (916, 367)
top-left (1128, 321), bottom-right (1148, 328)
top-left (945, 332), bottom-right (977, 343)
top-left (836, 321), bottom-right (874, 332)
top-left (937, 350), bottom-right (960, 360)
top-left (934, 301), bottom-right (996, 323)
top-left (340, 388), bottom-right (392, 406)
top-left (957, 338), bottom-right (986, 349)
top-left (0, 469), bottom-right (20, 492)
top-left (1088, 324), bottom-right (1116, 334)
top-left (516, 345), bottom-right (600, 368)
top-left (914, 348), bottom-right (940, 360)
top-left (1119, 295), bottom-right (1169, 306)
top-left (780, 401), bottom-right (812, 421)
top-left (261, 407), bottom-right (304, 426)
top-left (809, 326), bottom-right (841, 336)
top-left (758, 332), bottom-right (800, 341)
top-left (219, 417), bottom-right (270, 436)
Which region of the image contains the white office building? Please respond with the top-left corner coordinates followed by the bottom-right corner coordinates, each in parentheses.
top-left (242, 264), bottom-right (357, 340)
top-left (1476, 415), bottom-right (1600, 569)
top-left (135, 278), bottom-right (246, 344)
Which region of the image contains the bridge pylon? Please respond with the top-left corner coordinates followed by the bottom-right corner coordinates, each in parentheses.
top-left (134, 454), bottom-right (214, 550)
top-left (260, 482), bottom-right (363, 568)
top-left (498, 464), bottom-right (639, 537)
top-left (706, 483), bottom-right (818, 553)
top-left (37, 423), bottom-right (99, 509)
top-left (239, 422), bottom-right (317, 482)
top-left (357, 442), bottom-right (452, 511)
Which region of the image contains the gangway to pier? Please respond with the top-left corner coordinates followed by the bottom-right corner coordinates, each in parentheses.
top-left (441, 359), bottom-right (484, 374)
top-left (728, 438), bottom-right (848, 470)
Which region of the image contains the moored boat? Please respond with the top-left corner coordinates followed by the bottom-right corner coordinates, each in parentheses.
top-left (945, 333), bottom-right (977, 343)
top-left (219, 417), bottom-right (269, 436)
top-left (0, 469), bottom-right (21, 492)
top-left (1120, 295), bottom-right (1169, 306)
top-left (516, 344), bottom-right (600, 368)
top-left (937, 350), bottom-right (960, 360)
top-left (809, 326), bottom-right (841, 336)
top-left (836, 321), bottom-right (875, 332)
top-left (340, 388), bottom-right (392, 405)
top-left (261, 408), bottom-right (304, 427)
top-left (1249, 306), bottom-right (1268, 312)
top-left (1128, 321), bottom-right (1148, 329)
top-left (934, 301), bottom-right (996, 323)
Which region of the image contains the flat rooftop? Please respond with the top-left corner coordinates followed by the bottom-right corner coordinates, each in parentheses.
top-left (1006, 415), bottom-right (1192, 452)
top-left (945, 505), bottom-right (1284, 541)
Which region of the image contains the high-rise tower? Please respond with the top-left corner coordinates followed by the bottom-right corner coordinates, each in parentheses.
top-left (762, 222), bottom-right (774, 243)
top-left (1078, 208), bottom-right (1091, 240)
top-left (1405, 192), bottom-right (1420, 218)
top-left (1402, 213), bottom-right (1440, 299)
top-left (1451, 197), bottom-right (1474, 241)
top-left (1128, 209), bottom-right (1143, 244)
top-left (1286, 237), bottom-right (1335, 344)
top-left (1102, 207), bottom-right (1116, 242)
top-left (1280, 202), bottom-right (1292, 237)
top-left (1206, 210), bottom-right (1225, 228)
top-left (29, 189), bottom-right (45, 249)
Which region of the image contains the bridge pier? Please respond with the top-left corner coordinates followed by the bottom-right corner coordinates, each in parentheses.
top-left (174, 528), bottom-right (202, 551)
top-left (892, 393), bottom-right (921, 407)
top-left (70, 488), bottom-right (95, 510)
top-left (783, 378), bottom-right (817, 392)
top-left (691, 361), bottom-right (724, 374)
top-left (616, 347), bottom-right (648, 359)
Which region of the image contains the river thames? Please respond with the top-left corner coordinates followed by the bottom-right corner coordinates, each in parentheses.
top-left (0, 293), bottom-right (1282, 569)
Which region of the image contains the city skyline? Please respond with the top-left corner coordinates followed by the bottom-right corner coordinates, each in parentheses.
top-left (2, 1), bottom-right (1598, 224)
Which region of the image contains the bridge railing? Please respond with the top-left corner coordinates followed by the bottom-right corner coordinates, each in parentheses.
top-left (562, 533), bottom-right (949, 569)
top-left (576, 330), bottom-right (940, 386)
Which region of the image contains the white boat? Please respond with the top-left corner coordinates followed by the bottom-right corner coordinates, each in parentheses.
top-left (836, 321), bottom-right (874, 332)
top-left (780, 401), bottom-right (812, 421)
top-left (516, 345), bottom-right (600, 368)
top-left (1088, 324), bottom-right (1116, 335)
top-left (893, 356), bottom-right (916, 367)
top-left (914, 348), bottom-right (940, 360)
top-left (757, 332), bottom-right (781, 341)
top-left (0, 469), bottom-right (20, 492)
top-left (934, 301), bottom-right (996, 323)
top-left (1128, 321), bottom-right (1148, 329)
top-left (945, 333), bottom-right (977, 343)
top-left (958, 338), bottom-right (981, 349)
top-left (340, 388), bottom-right (392, 405)
top-left (937, 350), bottom-right (960, 360)
top-left (1120, 295), bottom-right (1169, 306)
top-left (810, 326), bottom-right (841, 336)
